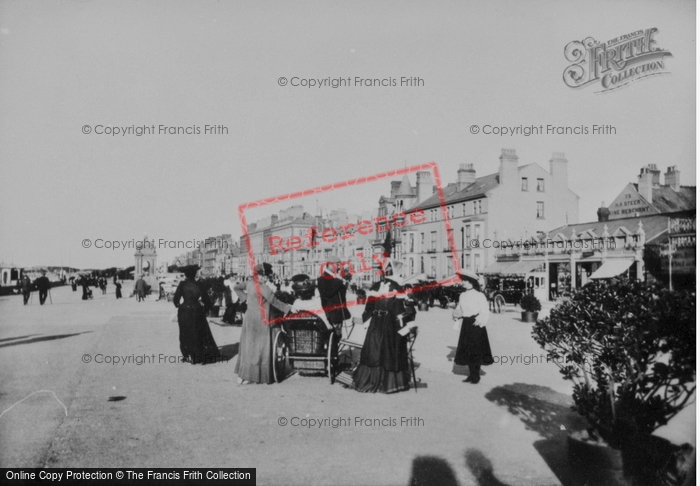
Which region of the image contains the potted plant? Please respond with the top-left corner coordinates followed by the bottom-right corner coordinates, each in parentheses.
top-left (532, 279), bottom-right (695, 485)
top-left (519, 293), bottom-right (541, 322)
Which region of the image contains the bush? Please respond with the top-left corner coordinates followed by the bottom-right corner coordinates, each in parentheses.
top-left (520, 293), bottom-right (542, 312)
top-left (532, 279), bottom-right (695, 450)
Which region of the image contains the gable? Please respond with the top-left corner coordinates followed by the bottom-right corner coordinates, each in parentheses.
top-left (608, 183), bottom-right (657, 220)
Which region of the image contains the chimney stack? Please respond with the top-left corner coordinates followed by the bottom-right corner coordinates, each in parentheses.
top-left (637, 165), bottom-right (654, 202)
top-left (457, 163), bottom-right (476, 190)
top-left (645, 163), bottom-right (661, 186)
top-left (597, 201), bottom-right (610, 222)
top-left (415, 171), bottom-right (434, 204)
top-left (549, 151), bottom-right (569, 186)
top-left (498, 149), bottom-right (519, 187)
top-left (664, 166), bottom-right (681, 191)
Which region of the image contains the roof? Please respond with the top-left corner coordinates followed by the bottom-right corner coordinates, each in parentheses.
top-left (545, 211), bottom-right (695, 244)
top-left (632, 184), bottom-right (696, 213)
top-left (394, 174), bottom-right (416, 197)
top-left (414, 173), bottom-right (500, 210)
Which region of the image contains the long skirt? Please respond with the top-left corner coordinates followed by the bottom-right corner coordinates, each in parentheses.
top-left (454, 316), bottom-right (493, 366)
top-left (352, 312), bottom-right (410, 394)
top-left (178, 308), bottom-right (221, 364)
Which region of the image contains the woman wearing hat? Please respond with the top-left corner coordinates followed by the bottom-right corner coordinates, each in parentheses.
top-left (173, 265), bottom-right (221, 364)
top-left (352, 259), bottom-right (416, 393)
top-left (453, 269), bottom-right (491, 383)
top-left (234, 263), bottom-right (292, 384)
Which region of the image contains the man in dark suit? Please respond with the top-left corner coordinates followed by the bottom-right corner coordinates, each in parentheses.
top-left (134, 275), bottom-right (148, 302)
top-left (35, 270), bottom-right (51, 305)
top-left (317, 255), bottom-right (351, 337)
top-left (20, 273), bottom-right (32, 305)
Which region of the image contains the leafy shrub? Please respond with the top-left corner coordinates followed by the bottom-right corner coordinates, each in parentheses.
top-left (520, 293), bottom-right (542, 312)
top-left (532, 279), bottom-right (695, 449)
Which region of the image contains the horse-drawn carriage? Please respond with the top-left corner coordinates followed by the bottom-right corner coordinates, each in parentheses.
top-left (484, 275), bottom-right (526, 313)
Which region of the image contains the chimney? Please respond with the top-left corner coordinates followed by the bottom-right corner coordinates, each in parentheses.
top-left (498, 149), bottom-right (519, 187)
top-left (644, 163), bottom-right (661, 186)
top-left (415, 171), bottom-right (434, 204)
top-left (457, 163), bottom-right (476, 190)
top-left (597, 201), bottom-right (610, 222)
top-left (664, 166), bottom-right (681, 191)
top-left (637, 166), bottom-right (654, 202)
top-left (549, 151), bottom-right (569, 186)
top-left (390, 181), bottom-right (401, 198)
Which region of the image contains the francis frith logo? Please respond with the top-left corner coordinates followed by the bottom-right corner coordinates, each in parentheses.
top-left (563, 28), bottom-right (672, 93)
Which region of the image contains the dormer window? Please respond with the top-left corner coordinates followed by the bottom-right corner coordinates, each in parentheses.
top-left (521, 178), bottom-right (529, 191)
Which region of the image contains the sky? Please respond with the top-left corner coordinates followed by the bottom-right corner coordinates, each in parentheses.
top-left (0, 0), bottom-right (695, 269)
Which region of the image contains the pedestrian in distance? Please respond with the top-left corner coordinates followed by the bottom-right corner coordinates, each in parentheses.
top-left (20, 273), bottom-right (32, 305)
top-left (115, 280), bottom-right (122, 299)
top-left (35, 270), bottom-right (51, 305)
top-left (134, 274), bottom-right (148, 302)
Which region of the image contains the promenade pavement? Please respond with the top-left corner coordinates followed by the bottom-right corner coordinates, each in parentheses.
top-left (0, 283), bottom-right (694, 485)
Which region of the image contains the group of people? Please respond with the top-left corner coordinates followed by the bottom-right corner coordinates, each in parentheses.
top-left (18, 271), bottom-right (51, 305)
top-left (170, 258), bottom-right (494, 391)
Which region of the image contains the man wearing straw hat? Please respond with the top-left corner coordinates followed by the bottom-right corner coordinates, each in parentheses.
top-left (452, 268), bottom-right (492, 384)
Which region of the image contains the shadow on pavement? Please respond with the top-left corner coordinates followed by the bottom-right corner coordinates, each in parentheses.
top-left (465, 449), bottom-right (511, 486)
top-left (0, 331), bottom-right (93, 349)
top-left (0, 334), bottom-right (40, 343)
top-left (485, 383), bottom-right (588, 486)
top-left (408, 455), bottom-right (461, 486)
top-left (219, 343), bottom-right (239, 360)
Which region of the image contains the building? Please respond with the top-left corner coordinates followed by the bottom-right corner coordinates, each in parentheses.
top-left (607, 164), bottom-right (695, 220)
top-left (379, 149), bottom-right (579, 282)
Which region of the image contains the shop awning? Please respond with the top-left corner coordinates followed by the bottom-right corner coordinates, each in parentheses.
top-left (481, 261), bottom-right (517, 274)
top-left (505, 260), bottom-right (545, 274)
top-left (589, 259), bottom-right (634, 279)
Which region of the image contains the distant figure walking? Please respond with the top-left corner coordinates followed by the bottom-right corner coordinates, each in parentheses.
top-left (35, 271), bottom-right (51, 305)
top-left (134, 275), bottom-right (148, 302)
top-left (20, 274), bottom-right (32, 305)
top-left (115, 280), bottom-right (122, 299)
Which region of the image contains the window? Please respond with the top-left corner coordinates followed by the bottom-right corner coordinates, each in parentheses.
top-left (449, 206), bottom-right (454, 218)
top-left (477, 199), bottom-right (482, 213)
top-left (537, 201), bottom-right (545, 218)
top-left (420, 257), bottom-right (425, 273)
top-left (446, 257), bottom-right (453, 276)
top-left (430, 231), bottom-right (437, 250)
top-left (473, 201), bottom-right (478, 214)
top-left (521, 177), bottom-right (528, 191)
top-left (409, 258), bottom-right (414, 275)
top-left (430, 257), bottom-right (437, 277)
top-left (462, 203), bottom-right (466, 215)
top-left (474, 224), bottom-right (481, 241)
top-left (474, 254), bottom-right (481, 273)
top-left (421, 233), bottom-right (425, 252)
top-left (463, 254), bottom-right (471, 271)
top-left (409, 234), bottom-right (415, 253)
top-left (537, 178), bottom-right (545, 192)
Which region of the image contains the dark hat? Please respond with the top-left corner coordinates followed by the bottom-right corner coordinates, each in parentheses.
top-left (178, 265), bottom-right (200, 279)
top-left (255, 262), bottom-right (274, 276)
top-left (291, 274), bottom-right (310, 283)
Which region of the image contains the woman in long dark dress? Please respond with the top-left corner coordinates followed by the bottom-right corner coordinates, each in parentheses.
top-left (115, 281), bottom-right (122, 299)
top-left (353, 261), bottom-right (416, 394)
top-left (173, 266), bottom-right (221, 364)
top-left (453, 269), bottom-right (491, 384)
